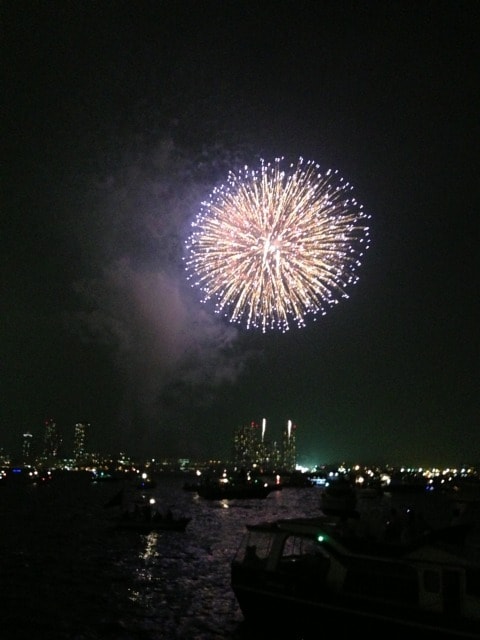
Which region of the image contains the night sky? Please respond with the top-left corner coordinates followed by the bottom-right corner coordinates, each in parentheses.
top-left (2, 1), bottom-right (478, 466)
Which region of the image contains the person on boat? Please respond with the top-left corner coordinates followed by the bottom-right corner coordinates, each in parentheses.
top-left (243, 545), bottom-right (262, 566)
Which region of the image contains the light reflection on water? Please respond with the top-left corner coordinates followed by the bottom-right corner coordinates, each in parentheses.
top-left (0, 473), bottom-right (323, 639)
top-left (115, 481), bottom-right (325, 639)
top-left (0, 473), bottom-right (463, 639)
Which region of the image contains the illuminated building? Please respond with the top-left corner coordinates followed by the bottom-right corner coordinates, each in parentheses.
top-left (233, 419), bottom-right (296, 472)
top-left (233, 422), bottom-right (259, 469)
top-left (22, 431), bottom-right (33, 464)
top-left (43, 418), bottom-right (61, 459)
top-left (73, 422), bottom-right (89, 461)
top-left (282, 420), bottom-right (297, 472)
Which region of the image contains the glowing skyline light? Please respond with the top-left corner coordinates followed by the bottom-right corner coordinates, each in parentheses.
top-left (185, 157), bottom-right (371, 332)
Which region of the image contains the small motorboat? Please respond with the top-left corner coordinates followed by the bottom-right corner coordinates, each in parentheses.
top-left (107, 493), bottom-right (190, 532)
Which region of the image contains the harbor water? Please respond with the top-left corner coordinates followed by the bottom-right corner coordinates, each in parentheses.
top-left (0, 472), bottom-right (475, 639)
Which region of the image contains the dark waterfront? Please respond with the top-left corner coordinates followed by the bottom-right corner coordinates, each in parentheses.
top-left (0, 473), bottom-right (478, 640)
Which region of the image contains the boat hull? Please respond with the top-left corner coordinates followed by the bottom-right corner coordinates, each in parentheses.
top-left (232, 577), bottom-right (480, 639)
top-left (230, 515), bottom-right (480, 640)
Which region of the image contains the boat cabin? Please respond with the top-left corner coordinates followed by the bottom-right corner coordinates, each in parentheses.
top-left (231, 516), bottom-right (480, 638)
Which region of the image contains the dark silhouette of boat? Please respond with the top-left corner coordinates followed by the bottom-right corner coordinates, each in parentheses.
top-left (105, 490), bottom-right (190, 532)
top-left (231, 514), bottom-right (480, 638)
top-left (196, 479), bottom-right (274, 500)
top-left (320, 478), bottom-right (357, 515)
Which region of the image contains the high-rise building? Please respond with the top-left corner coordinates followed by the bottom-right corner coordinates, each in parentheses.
top-left (73, 422), bottom-right (89, 461)
top-left (270, 439), bottom-right (281, 469)
top-left (43, 418), bottom-right (61, 459)
top-left (22, 431), bottom-right (33, 464)
top-left (233, 418), bottom-right (296, 472)
top-left (282, 419), bottom-right (297, 472)
top-left (256, 418), bottom-right (274, 470)
top-left (233, 421), bottom-right (261, 469)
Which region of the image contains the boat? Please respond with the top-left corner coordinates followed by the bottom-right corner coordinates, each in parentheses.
top-left (135, 472), bottom-right (157, 490)
top-left (383, 471), bottom-right (429, 494)
top-left (319, 478), bottom-right (357, 515)
top-left (105, 491), bottom-right (191, 532)
top-left (196, 477), bottom-right (275, 500)
top-left (276, 472), bottom-right (314, 488)
top-left (230, 514), bottom-right (480, 639)
top-left (91, 469), bottom-right (120, 482)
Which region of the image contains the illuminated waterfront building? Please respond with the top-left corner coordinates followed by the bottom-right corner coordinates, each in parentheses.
top-left (270, 439), bottom-right (281, 469)
top-left (282, 420), bottom-right (297, 472)
top-left (233, 419), bottom-right (296, 472)
top-left (22, 431), bottom-right (33, 464)
top-left (233, 422), bottom-right (259, 469)
top-left (73, 422), bottom-right (89, 461)
top-left (43, 418), bottom-right (61, 459)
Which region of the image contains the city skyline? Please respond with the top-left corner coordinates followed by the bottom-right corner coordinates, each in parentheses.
top-left (2, 413), bottom-right (478, 472)
top-left (4, 416), bottom-right (299, 462)
top-left (3, 2), bottom-right (478, 467)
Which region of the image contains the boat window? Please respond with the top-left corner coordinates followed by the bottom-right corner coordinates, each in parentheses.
top-left (282, 535), bottom-right (326, 559)
top-left (279, 534), bottom-right (331, 582)
top-left (423, 570), bottom-right (441, 594)
top-left (251, 532), bottom-right (272, 561)
top-left (234, 531), bottom-right (273, 563)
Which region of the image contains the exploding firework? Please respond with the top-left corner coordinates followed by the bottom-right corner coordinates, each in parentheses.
top-left (185, 157), bottom-right (371, 332)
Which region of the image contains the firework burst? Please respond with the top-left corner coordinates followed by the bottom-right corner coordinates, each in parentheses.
top-left (184, 157), bottom-right (371, 332)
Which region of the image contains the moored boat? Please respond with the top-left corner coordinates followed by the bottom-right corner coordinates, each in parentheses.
top-left (105, 491), bottom-right (191, 532)
top-left (319, 478), bottom-right (357, 515)
top-left (231, 515), bottom-right (480, 638)
top-left (196, 478), bottom-right (274, 500)
top-left (135, 472), bottom-right (157, 490)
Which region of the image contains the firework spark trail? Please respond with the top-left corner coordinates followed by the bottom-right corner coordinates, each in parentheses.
top-left (185, 157), bottom-right (371, 332)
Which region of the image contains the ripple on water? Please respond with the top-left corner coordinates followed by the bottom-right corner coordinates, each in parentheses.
top-left (5, 475), bottom-right (449, 638)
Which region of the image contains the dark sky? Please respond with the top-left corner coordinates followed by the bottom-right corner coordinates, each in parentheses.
top-left (2, 0), bottom-right (478, 466)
